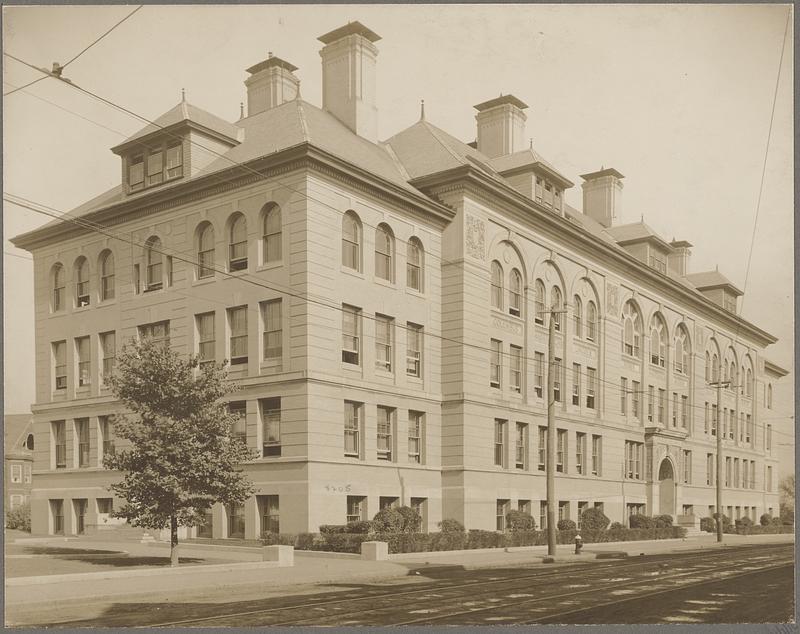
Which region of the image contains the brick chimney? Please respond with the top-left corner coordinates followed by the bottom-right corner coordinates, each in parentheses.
top-left (580, 168), bottom-right (624, 228)
top-left (245, 53), bottom-right (299, 116)
top-left (474, 95), bottom-right (528, 158)
top-left (318, 21), bottom-right (381, 142)
top-left (669, 239), bottom-right (692, 277)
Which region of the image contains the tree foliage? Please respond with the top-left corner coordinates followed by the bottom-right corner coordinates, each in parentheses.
top-left (104, 337), bottom-right (256, 562)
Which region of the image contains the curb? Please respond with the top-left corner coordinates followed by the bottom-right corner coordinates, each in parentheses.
top-left (6, 559), bottom-right (279, 586)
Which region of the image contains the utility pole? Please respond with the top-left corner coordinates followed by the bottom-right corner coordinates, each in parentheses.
top-left (546, 308), bottom-right (557, 556)
top-left (709, 377), bottom-right (731, 543)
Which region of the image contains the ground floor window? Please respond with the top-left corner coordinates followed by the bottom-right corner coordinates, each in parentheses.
top-left (346, 496), bottom-right (366, 524)
top-left (198, 508), bottom-right (213, 538)
top-left (558, 500), bottom-right (570, 522)
top-left (540, 501), bottom-right (547, 530)
top-left (518, 499), bottom-right (531, 515)
top-left (626, 503), bottom-right (645, 526)
top-left (410, 497), bottom-right (427, 532)
top-left (97, 498), bottom-right (113, 514)
top-left (496, 499), bottom-right (510, 531)
top-left (379, 496), bottom-right (399, 511)
top-left (577, 501), bottom-right (588, 528)
top-left (74, 499), bottom-right (87, 535)
top-left (260, 495), bottom-right (279, 535)
top-left (682, 504), bottom-right (694, 516)
top-left (227, 503), bottom-right (245, 538)
top-left (50, 499), bottom-right (64, 535)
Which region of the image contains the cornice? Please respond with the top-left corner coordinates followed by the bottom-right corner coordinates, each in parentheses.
top-left (413, 166), bottom-right (777, 348)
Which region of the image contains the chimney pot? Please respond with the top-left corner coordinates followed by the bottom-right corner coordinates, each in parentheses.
top-left (473, 94), bottom-right (528, 158)
top-left (580, 168), bottom-right (624, 228)
top-left (244, 54), bottom-right (300, 116)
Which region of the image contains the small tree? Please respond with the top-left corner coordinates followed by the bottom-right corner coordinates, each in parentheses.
top-left (779, 475), bottom-right (795, 511)
top-left (105, 337), bottom-right (257, 566)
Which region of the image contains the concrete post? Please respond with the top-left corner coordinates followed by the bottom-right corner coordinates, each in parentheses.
top-left (361, 541), bottom-right (389, 561)
top-left (262, 545), bottom-right (294, 567)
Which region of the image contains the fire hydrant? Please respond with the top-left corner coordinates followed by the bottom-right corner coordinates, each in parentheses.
top-left (574, 534), bottom-right (583, 555)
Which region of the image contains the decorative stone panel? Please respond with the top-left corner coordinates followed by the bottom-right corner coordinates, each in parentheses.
top-left (606, 282), bottom-right (620, 315)
top-left (465, 214), bottom-right (485, 261)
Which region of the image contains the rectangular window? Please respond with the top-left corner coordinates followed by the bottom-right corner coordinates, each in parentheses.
top-left (496, 499), bottom-right (510, 531)
top-left (742, 460), bottom-right (749, 488)
top-left (165, 142), bottom-right (183, 179)
top-left (100, 416), bottom-right (114, 459)
top-left (342, 305), bottom-right (361, 365)
top-left (672, 393), bottom-right (678, 427)
top-left (53, 421), bottom-right (66, 468)
top-left (575, 432), bottom-right (586, 475)
top-left (729, 409), bottom-right (735, 440)
top-left (262, 299), bottom-right (282, 360)
top-left (228, 306), bottom-right (248, 365)
top-left (406, 323), bottom-right (423, 378)
top-left (100, 331), bottom-right (116, 382)
top-left (227, 503), bottom-right (245, 538)
top-left (577, 501), bottom-right (589, 529)
top-left (10, 464), bottom-right (21, 483)
top-left (751, 461), bottom-right (756, 489)
top-left (681, 395), bottom-right (688, 428)
top-left (632, 381), bottom-right (640, 419)
top-left (518, 499), bottom-right (531, 515)
top-left (380, 496), bottom-right (399, 511)
top-left (537, 426), bottom-right (547, 471)
top-left (139, 321), bottom-right (170, 347)
top-left (572, 363), bottom-right (581, 405)
top-left (377, 406), bottom-right (394, 461)
top-left (53, 341), bottom-right (67, 390)
top-left (647, 385), bottom-right (654, 421)
top-left (534, 352), bottom-right (544, 398)
top-left (410, 497), bottom-right (428, 532)
top-left (683, 450), bottom-right (692, 484)
top-left (553, 357), bottom-right (562, 402)
top-left (76, 418), bottom-right (89, 468)
top-left (739, 413), bottom-right (745, 443)
top-left (515, 422), bottom-right (527, 470)
top-left (625, 441), bottom-right (643, 480)
top-left (494, 419), bottom-right (506, 467)
top-left (766, 425), bottom-right (772, 451)
top-left (490, 339), bottom-right (502, 388)
top-left (260, 495), bottom-right (279, 534)
top-left (725, 457), bottom-right (731, 487)
top-left (344, 401), bottom-right (361, 458)
top-left (586, 367), bottom-right (596, 409)
top-left (510, 346), bottom-right (522, 393)
top-left (746, 414), bottom-right (752, 444)
top-left (556, 429), bottom-right (566, 473)
top-left (147, 150), bottom-right (164, 186)
top-left (76, 336), bottom-right (91, 387)
top-left (129, 154), bottom-right (144, 191)
top-left (621, 378), bottom-right (628, 415)
top-left (591, 434), bottom-right (601, 476)
top-left (711, 404), bottom-right (718, 436)
top-left (229, 401), bottom-right (247, 446)
top-left (346, 495), bottom-right (366, 523)
top-left (97, 498), bottom-right (113, 515)
top-left (657, 388), bottom-right (665, 424)
top-left (734, 458), bottom-right (740, 488)
top-left (24, 464), bottom-right (31, 483)
top-left (196, 312), bottom-right (215, 367)
top-left (408, 411), bottom-right (424, 464)
top-left (260, 397), bottom-right (281, 457)
top-left (722, 408), bottom-right (728, 439)
top-left (51, 499), bottom-right (64, 535)
top-left (706, 453), bottom-right (715, 486)
top-left (375, 315), bottom-right (393, 372)
top-left (540, 501), bottom-right (547, 530)
top-left (558, 500), bottom-right (569, 522)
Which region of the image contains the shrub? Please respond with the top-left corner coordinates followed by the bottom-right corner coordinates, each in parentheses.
top-left (760, 513), bottom-right (773, 526)
top-left (579, 507), bottom-right (610, 531)
top-left (396, 506), bottom-right (423, 533)
top-left (6, 503), bottom-right (30, 532)
top-left (346, 520), bottom-right (374, 534)
top-left (700, 517), bottom-right (716, 533)
top-left (467, 529), bottom-right (507, 549)
top-left (557, 519), bottom-right (576, 531)
top-left (609, 521), bottom-right (625, 530)
top-left (295, 533), bottom-right (318, 550)
top-left (319, 524), bottom-right (350, 535)
top-left (261, 532), bottom-right (297, 546)
top-left (505, 510), bottom-right (536, 532)
top-left (319, 533), bottom-right (373, 553)
top-left (429, 530), bottom-right (467, 551)
top-left (628, 514), bottom-right (653, 529)
top-left (780, 506), bottom-right (794, 526)
top-left (713, 513), bottom-right (732, 531)
top-left (735, 516), bottom-right (754, 529)
top-left (372, 508), bottom-right (404, 533)
top-left (438, 518), bottom-right (465, 533)
top-left (653, 514), bottom-right (673, 528)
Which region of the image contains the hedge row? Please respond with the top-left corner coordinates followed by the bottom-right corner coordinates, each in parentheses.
top-left (262, 526), bottom-right (687, 554)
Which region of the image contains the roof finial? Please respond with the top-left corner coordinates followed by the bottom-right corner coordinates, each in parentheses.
top-left (295, 79), bottom-right (302, 100)
top-left (529, 138), bottom-right (533, 149)
top-left (181, 88), bottom-right (186, 103)
top-left (239, 102), bottom-right (244, 119)
top-left (640, 214), bottom-right (644, 223)
top-left (420, 99), bottom-right (425, 121)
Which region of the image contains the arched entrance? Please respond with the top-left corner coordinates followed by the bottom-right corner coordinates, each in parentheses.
top-left (658, 459), bottom-right (675, 516)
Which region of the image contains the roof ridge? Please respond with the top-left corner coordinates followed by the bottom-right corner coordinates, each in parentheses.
top-left (295, 99), bottom-right (310, 142)
top-left (380, 141), bottom-right (412, 182)
top-left (418, 120), bottom-right (466, 165)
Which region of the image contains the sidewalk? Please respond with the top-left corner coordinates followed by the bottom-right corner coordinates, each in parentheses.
top-left (6, 531), bottom-right (793, 625)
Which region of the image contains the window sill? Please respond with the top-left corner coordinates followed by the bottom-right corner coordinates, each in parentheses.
top-left (73, 304), bottom-right (91, 314)
top-left (225, 268), bottom-right (250, 277)
top-left (257, 261), bottom-right (283, 272)
top-left (341, 266), bottom-right (365, 280)
top-left (96, 299), bottom-right (117, 309)
top-left (374, 368), bottom-right (394, 378)
top-left (192, 276), bottom-right (216, 287)
top-left (76, 387), bottom-right (91, 396)
top-left (373, 276), bottom-right (396, 289)
top-left (405, 287), bottom-right (425, 299)
top-left (406, 374), bottom-right (423, 384)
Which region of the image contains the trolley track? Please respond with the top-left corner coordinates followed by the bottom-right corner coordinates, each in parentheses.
top-left (137, 543), bottom-right (792, 628)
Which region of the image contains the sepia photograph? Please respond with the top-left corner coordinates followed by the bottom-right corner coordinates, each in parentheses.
top-left (3, 3), bottom-right (795, 627)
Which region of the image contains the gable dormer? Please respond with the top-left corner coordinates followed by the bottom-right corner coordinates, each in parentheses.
top-left (685, 269), bottom-right (743, 314)
top-left (111, 98), bottom-right (240, 195)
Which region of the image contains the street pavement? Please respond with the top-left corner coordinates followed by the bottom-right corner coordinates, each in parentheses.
top-left (5, 531), bottom-right (794, 626)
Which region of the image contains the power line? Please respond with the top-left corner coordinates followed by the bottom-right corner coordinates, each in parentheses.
top-left (61, 6), bottom-right (143, 69)
top-left (3, 75), bottom-right (47, 97)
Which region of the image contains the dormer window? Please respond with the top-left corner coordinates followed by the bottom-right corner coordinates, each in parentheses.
top-left (128, 141), bottom-right (184, 193)
top-left (723, 293), bottom-right (737, 313)
top-left (147, 150), bottom-right (164, 187)
top-left (129, 155), bottom-right (144, 191)
top-left (648, 252), bottom-right (667, 274)
top-left (166, 142), bottom-right (183, 179)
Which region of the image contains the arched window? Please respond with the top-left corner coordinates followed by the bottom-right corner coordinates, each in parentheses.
top-left (229, 214), bottom-right (248, 271)
top-left (674, 328), bottom-right (690, 375)
top-left (586, 300), bottom-right (597, 341)
top-left (746, 368), bottom-right (753, 397)
top-left (25, 434), bottom-right (34, 450)
top-left (490, 261), bottom-right (503, 309)
top-left (262, 203), bottom-right (282, 263)
top-left (146, 237), bottom-right (163, 290)
top-left (534, 279), bottom-right (545, 325)
top-left (509, 269), bottom-right (522, 317)
top-left (342, 211), bottom-right (361, 271)
top-left (51, 263), bottom-right (65, 312)
top-left (197, 223), bottom-right (215, 279)
top-left (649, 317), bottom-right (666, 367)
top-left (573, 296), bottom-right (583, 338)
top-left (728, 361), bottom-right (737, 387)
top-left (407, 238), bottom-right (423, 291)
top-left (100, 251), bottom-right (115, 301)
top-left (705, 352), bottom-right (711, 382)
top-left (75, 257), bottom-right (90, 307)
top-left (375, 224), bottom-right (394, 282)
top-left (551, 286), bottom-right (563, 331)
top-left (622, 301), bottom-right (642, 358)
top-left (712, 353), bottom-right (719, 383)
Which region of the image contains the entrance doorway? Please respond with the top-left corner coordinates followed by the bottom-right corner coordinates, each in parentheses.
top-left (658, 459), bottom-right (675, 516)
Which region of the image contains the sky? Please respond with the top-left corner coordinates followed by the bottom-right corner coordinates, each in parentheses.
top-left (3, 4), bottom-right (794, 453)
